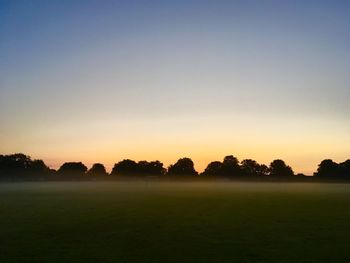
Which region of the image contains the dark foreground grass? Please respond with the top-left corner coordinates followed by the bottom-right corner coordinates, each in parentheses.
top-left (1, 182), bottom-right (350, 263)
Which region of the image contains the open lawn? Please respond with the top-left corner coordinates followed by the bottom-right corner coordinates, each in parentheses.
top-left (1, 181), bottom-right (350, 263)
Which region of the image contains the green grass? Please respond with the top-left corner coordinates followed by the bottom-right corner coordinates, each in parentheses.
top-left (1, 181), bottom-right (350, 263)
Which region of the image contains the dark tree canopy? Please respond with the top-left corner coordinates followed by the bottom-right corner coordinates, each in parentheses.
top-left (58, 162), bottom-right (87, 177)
top-left (315, 159), bottom-right (350, 178)
top-left (202, 161), bottom-right (223, 176)
top-left (111, 159), bottom-right (165, 176)
top-left (203, 157), bottom-right (268, 177)
top-left (167, 158), bottom-right (198, 176)
top-left (269, 159), bottom-right (294, 177)
top-left (315, 159), bottom-right (339, 178)
top-left (0, 153), bottom-right (50, 179)
top-left (202, 155), bottom-right (242, 176)
top-left (0, 153), bottom-right (31, 176)
top-left (221, 155), bottom-right (241, 176)
top-left (1, 152), bottom-right (350, 181)
top-left (111, 159), bottom-right (138, 175)
top-left (137, 160), bottom-right (166, 175)
top-left (87, 163), bottom-right (108, 176)
top-left (339, 160), bottom-right (350, 177)
top-left (241, 159), bottom-right (268, 177)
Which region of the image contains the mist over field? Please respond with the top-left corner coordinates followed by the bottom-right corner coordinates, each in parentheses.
top-left (2, 180), bottom-right (349, 193)
top-left (2, 181), bottom-right (350, 263)
top-left (1, 0), bottom-right (350, 262)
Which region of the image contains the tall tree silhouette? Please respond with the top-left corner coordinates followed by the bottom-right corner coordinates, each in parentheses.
top-left (339, 160), bottom-right (350, 178)
top-left (313, 159), bottom-right (350, 179)
top-left (58, 162), bottom-right (87, 178)
top-left (202, 161), bottom-right (223, 176)
top-left (241, 159), bottom-right (268, 176)
top-left (314, 159), bottom-right (339, 178)
top-left (87, 163), bottom-right (108, 176)
top-left (269, 159), bottom-right (294, 177)
top-left (202, 156), bottom-right (242, 176)
top-left (138, 161), bottom-right (165, 175)
top-left (111, 159), bottom-right (138, 175)
top-left (222, 155), bottom-right (242, 176)
top-left (111, 159), bottom-right (165, 175)
top-left (0, 153), bottom-right (50, 179)
top-left (167, 158), bottom-right (198, 176)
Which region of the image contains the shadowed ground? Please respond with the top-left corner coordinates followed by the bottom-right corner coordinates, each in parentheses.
top-left (1, 182), bottom-right (350, 263)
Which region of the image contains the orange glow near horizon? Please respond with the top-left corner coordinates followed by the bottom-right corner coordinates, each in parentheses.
top-left (4, 113), bottom-right (348, 175)
top-left (1, 1), bottom-right (349, 175)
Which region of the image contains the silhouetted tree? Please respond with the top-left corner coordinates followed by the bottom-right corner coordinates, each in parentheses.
top-left (111, 159), bottom-right (165, 176)
top-left (202, 161), bottom-right (223, 176)
top-left (259, 164), bottom-right (269, 176)
top-left (137, 161), bottom-right (149, 173)
top-left (48, 168), bottom-right (57, 177)
top-left (241, 159), bottom-right (268, 176)
top-left (58, 162), bottom-right (87, 178)
top-left (339, 160), bottom-right (350, 178)
top-left (148, 161), bottom-right (166, 175)
top-left (314, 159), bottom-right (339, 178)
top-left (202, 156), bottom-right (250, 176)
top-left (222, 155), bottom-right (242, 176)
top-left (167, 158), bottom-right (198, 176)
top-left (269, 159), bottom-right (294, 177)
top-left (111, 159), bottom-right (138, 175)
top-left (29, 159), bottom-right (50, 177)
top-left (3, 152), bottom-right (350, 181)
top-left (0, 153), bottom-right (50, 179)
top-left (0, 153), bottom-right (31, 177)
top-left (87, 163), bottom-right (108, 176)
top-left (138, 160), bottom-right (166, 175)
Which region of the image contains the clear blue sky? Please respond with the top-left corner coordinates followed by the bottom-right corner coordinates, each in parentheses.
top-left (1, 0), bottom-right (350, 173)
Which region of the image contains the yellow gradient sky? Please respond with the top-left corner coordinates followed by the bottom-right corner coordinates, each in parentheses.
top-left (1, 1), bottom-right (350, 174)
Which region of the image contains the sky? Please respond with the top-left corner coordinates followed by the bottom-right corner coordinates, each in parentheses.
top-left (1, 0), bottom-right (350, 174)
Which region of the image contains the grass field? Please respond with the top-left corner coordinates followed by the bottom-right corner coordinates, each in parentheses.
top-left (1, 181), bottom-right (350, 263)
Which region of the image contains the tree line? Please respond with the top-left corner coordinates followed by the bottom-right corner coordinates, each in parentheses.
top-left (0, 153), bottom-right (349, 181)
